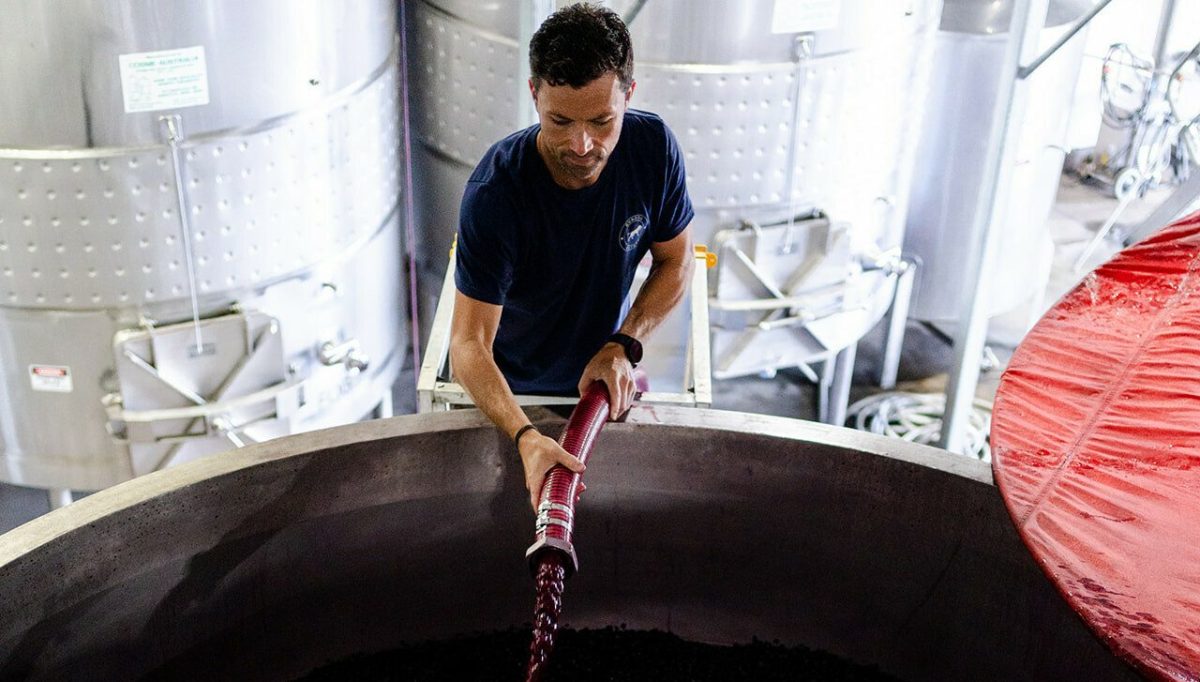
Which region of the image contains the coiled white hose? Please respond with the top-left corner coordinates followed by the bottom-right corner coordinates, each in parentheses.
top-left (845, 392), bottom-right (993, 462)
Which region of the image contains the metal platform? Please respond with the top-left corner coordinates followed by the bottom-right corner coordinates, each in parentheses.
top-left (417, 245), bottom-right (714, 411)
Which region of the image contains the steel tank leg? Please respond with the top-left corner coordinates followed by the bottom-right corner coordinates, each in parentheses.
top-left (48, 489), bottom-right (73, 509)
top-left (375, 391), bottom-right (395, 419)
top-left (826, 344), bottom-right (857, 427)
top-left (880, 264), bottom-right (915, 390)
top-left (817, 353), bottom-right (835, 423)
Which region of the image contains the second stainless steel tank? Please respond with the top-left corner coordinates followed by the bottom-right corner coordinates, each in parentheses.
top-left (904, 0), bottom-right (1092, 328)
top-left (0, 0), bottom-right (407, 492)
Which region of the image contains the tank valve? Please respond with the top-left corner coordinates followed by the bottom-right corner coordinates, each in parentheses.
top-left (319, 339), bottom-right (370, 372)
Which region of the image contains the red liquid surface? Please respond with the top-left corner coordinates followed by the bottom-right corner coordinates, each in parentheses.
top-left (526, 552), bottom-right (567, 682)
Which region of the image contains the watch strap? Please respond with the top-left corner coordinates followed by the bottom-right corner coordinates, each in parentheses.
top-left (608, 332), bottom-right (641, 366)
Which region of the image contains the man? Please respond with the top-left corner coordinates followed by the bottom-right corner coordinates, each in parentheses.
top-left (449, 3), bottom-right (694, 510)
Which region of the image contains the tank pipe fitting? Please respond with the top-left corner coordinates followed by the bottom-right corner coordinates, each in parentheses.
top-left (525, 381), bottom-right (611, 578)
top-left (318, 339), bottom-right (370, 372)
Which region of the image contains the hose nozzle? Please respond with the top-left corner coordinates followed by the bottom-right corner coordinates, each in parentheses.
top-left (525, 535), bottom-right (579, 578)
top-left (525, 381), bottom-right (610, 579)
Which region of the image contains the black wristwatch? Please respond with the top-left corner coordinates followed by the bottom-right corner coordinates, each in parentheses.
top-left (607, 333), bottom-right (643, 367)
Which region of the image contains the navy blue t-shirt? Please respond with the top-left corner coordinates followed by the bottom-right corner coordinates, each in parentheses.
top-left (456, 109), bottom-right (694, 395)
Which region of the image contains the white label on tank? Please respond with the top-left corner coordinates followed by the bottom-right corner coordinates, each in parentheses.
top-left (118, 46), bottom-right (210, 113)
top-left (771, 0), bottom-right (842, 33)
top-left (29, 365), bottom-right (73, 393)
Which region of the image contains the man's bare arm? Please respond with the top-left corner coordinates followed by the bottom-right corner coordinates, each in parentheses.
top-left (621, 226), bottom-right (695, 340)
top-left (577, 226), bottom-right (695, 417)
top-left (450, 291), bottom-right (585, 510)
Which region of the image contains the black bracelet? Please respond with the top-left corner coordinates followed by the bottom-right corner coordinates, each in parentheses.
top-left (514, 424), bottom-right (539, 447)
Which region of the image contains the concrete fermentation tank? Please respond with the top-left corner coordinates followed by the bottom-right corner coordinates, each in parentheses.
top-left (0, 1), bottom-right (407, 494)
top-left (0, 408), bottom-right (1139, 680)
top-left (904, 0), bottom-right (1091, 334)
top-left (407, 0), bottom-right (939, 394)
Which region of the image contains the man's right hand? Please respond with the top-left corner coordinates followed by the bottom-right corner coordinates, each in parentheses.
top-left (518, 431), bottom-right (586, 511)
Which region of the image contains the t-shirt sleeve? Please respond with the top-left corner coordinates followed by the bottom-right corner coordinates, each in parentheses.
top-left (654, 123), bottom-right (694, 242)
top-left (455, 181), bottom-right (520, 305)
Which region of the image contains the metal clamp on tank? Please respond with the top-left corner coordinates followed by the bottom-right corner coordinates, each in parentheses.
top-left (104, 380), bottom-right (299, 445)
top-left (105, 311), bottom-right (299, 449)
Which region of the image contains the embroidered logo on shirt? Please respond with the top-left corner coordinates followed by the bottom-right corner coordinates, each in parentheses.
top-left (618, 214), bottom-right (648, 252)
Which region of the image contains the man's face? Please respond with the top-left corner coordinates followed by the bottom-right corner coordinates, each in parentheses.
top-left (531, 73), bottom-right (634, 189)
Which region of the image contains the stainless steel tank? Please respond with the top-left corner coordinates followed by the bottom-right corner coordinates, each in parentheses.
top-left (0, 1), bottom-right (407, 492)
top-left (904, 0), bottom-right (1092, 326)
top-left (406, 0), bottom-right (529, 335)
top-left (407, 0), bottom-right (939, 383)
top-left (0, 408), bottom-right (1136, 680)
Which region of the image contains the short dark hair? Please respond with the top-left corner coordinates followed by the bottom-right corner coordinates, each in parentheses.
top-left (529, 3), bottom-right (633, 92)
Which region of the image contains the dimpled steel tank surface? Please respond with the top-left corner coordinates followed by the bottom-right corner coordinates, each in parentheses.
top-left (0, 407), bottom-right (1138, 681)
top-left (0, 0), bottom-right (405, 492)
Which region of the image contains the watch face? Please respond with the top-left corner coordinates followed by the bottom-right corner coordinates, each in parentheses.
top-left (610, 334), bottom-right (643, 365)
top-left (627, 338), bottom-right (643, 364)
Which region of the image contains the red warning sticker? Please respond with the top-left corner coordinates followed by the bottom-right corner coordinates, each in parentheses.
top-left (29, 365), bottom-right (73, 393)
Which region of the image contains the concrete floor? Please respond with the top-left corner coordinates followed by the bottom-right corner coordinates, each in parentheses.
top-left (0, 172), bottom-right (1175, 535)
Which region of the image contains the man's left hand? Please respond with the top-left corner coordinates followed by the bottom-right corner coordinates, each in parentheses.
top-left (577, 343), bottom-right (637, 420)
